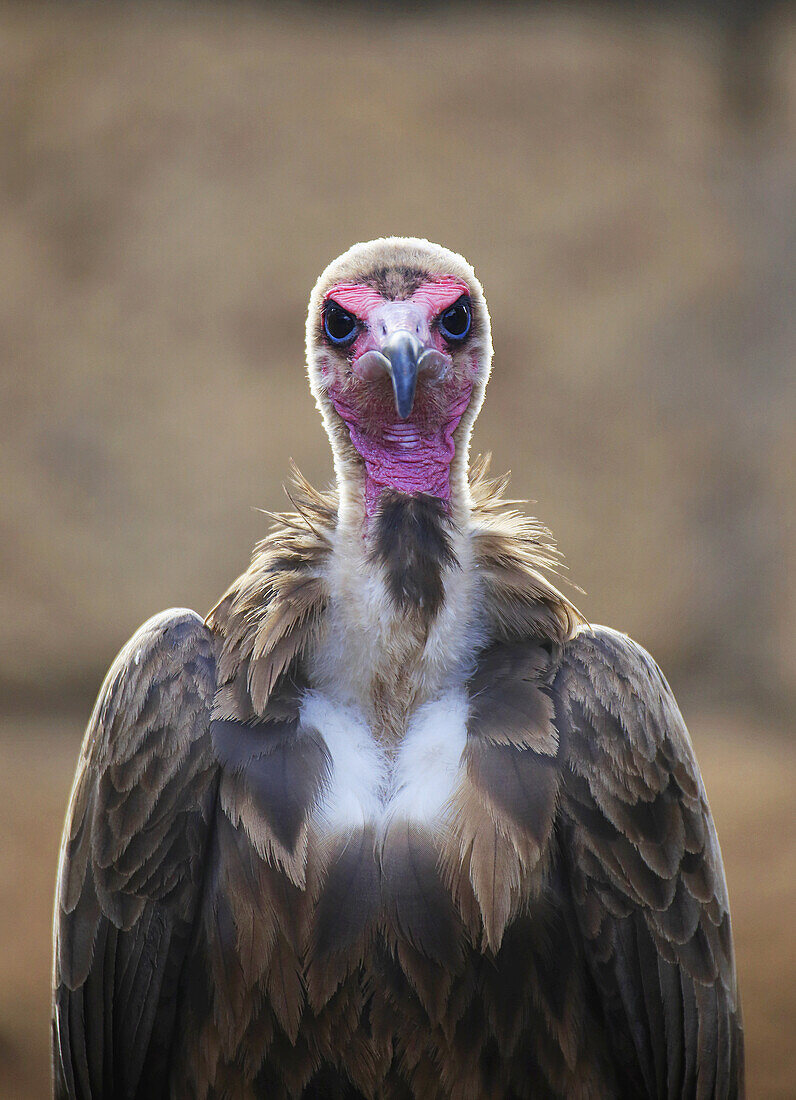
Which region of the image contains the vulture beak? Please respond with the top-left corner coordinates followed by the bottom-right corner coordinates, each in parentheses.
top-left (352, 301), bottom-right (451, 421)
top-left (381, 331), bottom-right (422, 420)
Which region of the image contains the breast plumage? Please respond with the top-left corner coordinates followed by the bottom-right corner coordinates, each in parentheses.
top-left (172, 614), bottom-right (611, 1099)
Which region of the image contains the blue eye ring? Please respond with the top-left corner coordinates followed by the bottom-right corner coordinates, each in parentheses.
top-left (323, 302), bottom-right (358, 346)
top-left (438, 295), bottom-right (472, 342)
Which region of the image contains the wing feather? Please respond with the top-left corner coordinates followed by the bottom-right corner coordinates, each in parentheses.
top-left (52, 608), bottom-right (220, 1099)
top-left (553, 626), bottom-right (744, 1098)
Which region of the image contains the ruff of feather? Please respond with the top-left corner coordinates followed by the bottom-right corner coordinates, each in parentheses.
top-left (469, 454), bottom-right (584, 647)
top-left (207, 467), bottom-right (335, 722)
top-left (208, 458), bottom-right (582, 720)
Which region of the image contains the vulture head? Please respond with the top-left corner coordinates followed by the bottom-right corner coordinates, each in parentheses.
top-left (306, 238), bottom-right (493, 527)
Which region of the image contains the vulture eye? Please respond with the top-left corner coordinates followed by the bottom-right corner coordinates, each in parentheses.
top-left (323, 302), bottom-right (358, 346)
top-left (438, 296), bottom-right (472, 342)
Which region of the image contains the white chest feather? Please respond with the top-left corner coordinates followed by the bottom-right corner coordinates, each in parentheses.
top-left (301, 688), bottom-right (469, 837)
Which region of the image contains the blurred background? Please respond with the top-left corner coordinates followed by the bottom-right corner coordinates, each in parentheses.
top-left (0, 0), bottom-right (793, 1094)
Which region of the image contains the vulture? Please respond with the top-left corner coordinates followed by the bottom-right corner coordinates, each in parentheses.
top-left (52, 237), bottom-right (744, 1099)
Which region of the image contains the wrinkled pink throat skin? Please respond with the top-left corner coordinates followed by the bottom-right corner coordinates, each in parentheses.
top-left (322, 278), bottom-right (476, 516)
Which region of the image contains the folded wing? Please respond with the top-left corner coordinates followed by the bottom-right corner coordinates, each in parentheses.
top-left (52, 609), bottom-right (220, 1100)
top-left (553, 626), bottom-right (744, 1099)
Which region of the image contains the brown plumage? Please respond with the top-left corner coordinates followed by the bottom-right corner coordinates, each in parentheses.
top-left (53, 238), bottom-right (743, 1098)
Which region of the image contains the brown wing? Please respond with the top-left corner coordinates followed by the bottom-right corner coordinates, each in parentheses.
top-left (52, 609), bottom-right (220, 1099)
top-left (553, 626), bottom-right (744, 1099)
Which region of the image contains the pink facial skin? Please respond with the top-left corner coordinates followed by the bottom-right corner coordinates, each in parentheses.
top-left (321, 278), bottom-right (476, 516)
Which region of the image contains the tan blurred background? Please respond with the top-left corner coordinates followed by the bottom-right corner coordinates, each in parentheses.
top-left (0, 1), bottom-right (794, 1095)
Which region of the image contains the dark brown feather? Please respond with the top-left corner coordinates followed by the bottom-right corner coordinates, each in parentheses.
top-left (306, 827), bottom-right (381, 1012)
top-left (554, 625), bottom-right (745, 1098)
top-left (466, 639), bottom-right (558, 752)
top-left (370, 490), bottom-right (458, 624)
top-left (466, 737), bottom-right (559, 848)
top-left (52, 609), bottom-right (220, 1099)
top-left (212, 716), bottom-right (331, 853)
top-left (380, 818), bottom-right (462, 971)
top-left (440, 640), bottom-right (563, 952)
